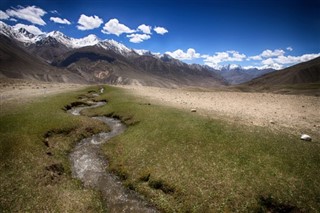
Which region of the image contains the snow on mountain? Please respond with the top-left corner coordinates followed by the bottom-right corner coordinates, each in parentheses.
top-left (0, 21), bottom-right (13, 37)
top-left (0, 21), bottom-right (44, 44)
top-left (99, 39), bottom-right (132, 55)
top-left (46, 32), bottom-right (100, 48)
top-left (217, 64), bottom-right (242, 71)
top-left (74, 34), bottom-right (100, 48)
top-left (134, 49), bottom-right (150, 55)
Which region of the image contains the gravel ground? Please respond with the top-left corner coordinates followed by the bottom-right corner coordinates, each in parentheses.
top-left (120, 85), bottom-right (320, 139)
top-left (0, 78), bottom-right (88, 104)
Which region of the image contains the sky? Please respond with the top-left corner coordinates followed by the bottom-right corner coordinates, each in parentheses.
top-left (0, 0), bottom-right (319, 69)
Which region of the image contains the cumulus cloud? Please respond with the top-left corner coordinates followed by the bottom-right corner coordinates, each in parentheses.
top-left (203, 50), bottom-right (246, 68)
top-left (286, 46), bottom-right (293, 51)
top-left (165, 48), bottom-right (201, 60)
top-left (137, 24), bottom-right (152, 34)
top-left (6, 5), bottom-right (47, 25)
top-left (154, 26), bottom-right (168, 35)
top-left (247, 52), bottom-right (320, 70)
top-left (261, 49), bottom-right (285, 58)
top-left (0, 10), bottom-right (9, 20)
top-left (102, 18), bottom-right (135, 36)
top-left (247, 48), bottom-right (285, 61)
top-left (247, 55), bottom-right (262, 60)
top-left (77, 14), bottom-right (103, 30)
top-left (273, 53), bottom-right (320, 65)
top-left (50, 17), bottom-right (71, 25)
top-left (13, 23), bottom-right (44, 35)
top-left (127, 33), bottom-right (151, 43)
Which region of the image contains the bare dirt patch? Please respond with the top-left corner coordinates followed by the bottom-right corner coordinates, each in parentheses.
top-left (0, 78), bottom-right (88, 104)
top-left (120, 85), bottom-right (320, 139)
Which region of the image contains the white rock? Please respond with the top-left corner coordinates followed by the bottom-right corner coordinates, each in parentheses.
top-left (300, 134), bottom-right (312, 141)
top-left (191, 109), bottom-right (197, 112)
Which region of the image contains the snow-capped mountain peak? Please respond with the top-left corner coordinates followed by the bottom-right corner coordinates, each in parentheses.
top-left (1, 22), bottom-right (137, 56)
top-left (99, 39), bottom-right (132, 55)
top-left (219, 64), bottom-right (242, 71)
top-left (72, 34), bottom-right (100, 48)
top-left (0, 21), bottom-right (44, 44)
top-left (0, 21), bottom-right (12, 37)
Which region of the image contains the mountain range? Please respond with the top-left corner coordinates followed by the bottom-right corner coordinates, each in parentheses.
top-left (0, 21), bottom-right (318, 88)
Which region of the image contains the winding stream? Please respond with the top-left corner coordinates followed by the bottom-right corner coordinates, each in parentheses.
top-left (68, 98), bottom-right (158, 213)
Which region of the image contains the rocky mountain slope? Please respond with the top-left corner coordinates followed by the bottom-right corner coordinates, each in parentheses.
top-left (0, 21), bottom-right (226, 87)
top-left (0, 34), bottom-right (85, 83)
top-left (211, 64), bottom-right (275, 84)
top-left (246, 56), bottom-right (320, 86)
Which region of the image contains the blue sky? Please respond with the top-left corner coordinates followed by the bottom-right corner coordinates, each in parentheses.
top-left (0, 0), bottom-right (319, 69)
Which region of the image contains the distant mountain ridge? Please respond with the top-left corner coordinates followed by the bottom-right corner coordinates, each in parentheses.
top-left (4, 21), bottom-right (308, 87)
top-left (211, 64), bottom-right (275, 84)
top-left (0, 21), bottom-right (228, 87)
top-left (246, 56), bottom-right (320, 86)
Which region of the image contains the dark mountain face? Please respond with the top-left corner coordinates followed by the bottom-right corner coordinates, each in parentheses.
top-left (0, 35), bottom-right (86, 83)
top-left (245, 56), bottom-right (320, 86)
top-left (26, 37), bottom-right (71, 63)
top-left (53, 52), bottom-right (116, 67)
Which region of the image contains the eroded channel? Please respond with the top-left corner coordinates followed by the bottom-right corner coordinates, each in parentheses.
top-left (68, 97), bottom-right (158, 213)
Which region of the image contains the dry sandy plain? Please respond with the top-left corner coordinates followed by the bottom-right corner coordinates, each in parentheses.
top-left (120, 85), bottom-right (320, 140)
top-left (0, 78), bottom-right (88, 103)
top-left (1, 79), bottom-right (319, 140)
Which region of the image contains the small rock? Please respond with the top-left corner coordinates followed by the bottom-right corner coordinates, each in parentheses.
top-left (270, 120), bottom-right (275, 124)
top-left (191, 109), bottom-right (197, 112)
top-left (300, 134), bottom-right (312, 142)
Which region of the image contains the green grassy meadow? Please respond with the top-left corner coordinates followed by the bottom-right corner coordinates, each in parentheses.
top-left (1, 85), bottom-right (320, 212)
top-left (0, 87), bottom-right (109, 212)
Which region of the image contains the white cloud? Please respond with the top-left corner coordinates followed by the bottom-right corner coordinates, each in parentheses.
top-left (273, 53), bottom-right (320, 65)
top-left (154, 26), bottom-right (168, 35)
top-left (137, 24), bottom-right (152, 34)
top-left (244, 64), bottom-right (283, 70)
top-left (247, 55), bottom-right (262, 60)
top-left (202, 50), bottom-right (246, 68)
top-left (247, 52), bottom-right (320, 70)
top-left (203, 50), bottom-right (246, 64)
top-left (286, 46), bottom-right (293, 51)
top-left (261, 49), bottom-right (285, 58)
top-left (0, 10), bottom-right (9, 20)
top-left (10, 18), bottom-right (17, 22)
top-left (127, 33), bottom-right (151, 43)
top-left (50, 17), bottom-right (71, 25)
top-left (165, 48), bottom-right (201, 60)
top-left (77, 14), bottom-right (103, 30)
top-left (102, 18), bottom-right (135, 36)
top-left (6, 6), bottom-right (47, 25)
top-left (247, 49), bottom-right (285, 61)
top-left (13, 23), bottom-right (44, 35)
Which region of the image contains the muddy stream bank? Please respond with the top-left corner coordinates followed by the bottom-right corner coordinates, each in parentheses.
top-left (68, 95), bottom-right (158, 213)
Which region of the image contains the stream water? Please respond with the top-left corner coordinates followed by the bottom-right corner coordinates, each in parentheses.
top-left (68, 100), bottom-right (158, 213)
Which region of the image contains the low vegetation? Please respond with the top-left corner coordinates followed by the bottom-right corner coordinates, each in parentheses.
top-left (86, 86), bottom-right (320, 212)
top-left (1, 85), bottom-right (319, 212)
top-left (0, 87), bottom-right (109, 212)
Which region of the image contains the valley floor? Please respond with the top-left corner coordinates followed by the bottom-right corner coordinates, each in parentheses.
top-left (1, 78), bottom-right (319, 139)
top-left (120, 85), bottom-right (320, 139)
top-left (0, 78), bottom-right (88, 104)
